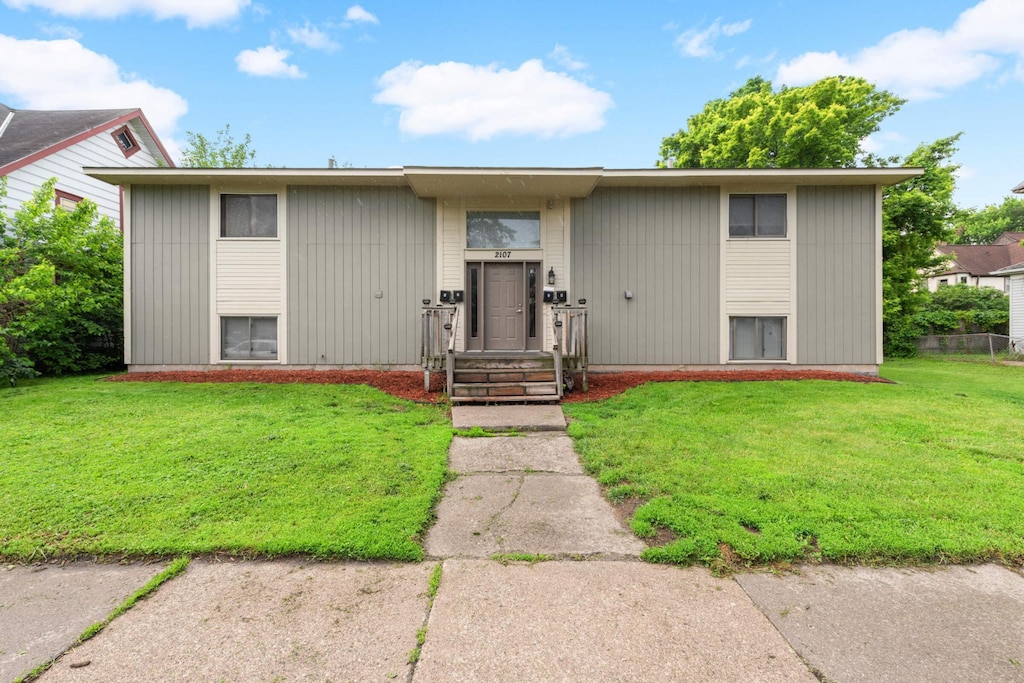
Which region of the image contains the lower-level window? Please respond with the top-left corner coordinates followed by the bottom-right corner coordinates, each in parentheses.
top-left (222, 316), bottom-right (278, 360)
top-left (730, 316), bottom-right (786, 361)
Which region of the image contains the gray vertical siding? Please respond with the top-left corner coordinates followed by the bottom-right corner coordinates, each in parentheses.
top-left (287, 186), bottom-right (436, 365)
top-left (796, 186), bottom-right (877, 364)
top-left (571, 187), bottom-right (720, 365)
top-left (130, 185), bottom-right (210, 364)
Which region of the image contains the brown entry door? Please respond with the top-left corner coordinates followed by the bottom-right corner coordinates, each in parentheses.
top-left (484, 263), bottom-right (524, 350)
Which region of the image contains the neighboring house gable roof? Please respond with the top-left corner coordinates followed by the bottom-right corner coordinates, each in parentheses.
top-left (1013, 180), bottom-right (1024, 194)
top-left (936, 237), bottom-right (1024, 277)
top-left (993, 231), bottom-right (1024, 246)
top-left (0, 103), bottom-right (173, 174)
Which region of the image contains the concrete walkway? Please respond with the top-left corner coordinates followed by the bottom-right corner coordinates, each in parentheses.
top-left (4, 404), bottom-right (1024, 682)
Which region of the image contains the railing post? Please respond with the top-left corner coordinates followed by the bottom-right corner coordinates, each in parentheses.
top-left (553, 312), bottom-right (564, 399)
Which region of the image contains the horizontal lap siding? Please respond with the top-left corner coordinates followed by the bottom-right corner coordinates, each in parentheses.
top-left (1010, 275), bottom-right (1024, 339)
top-left (571, 187), bottom-right (719, 365)
top-left (796, 186), bottom-right (876, 364)
top-left (131, 185), bottom-right (209, 364)
top-left (216, 241), bottom-right (282, 315)
top-left (287, 186), bottom-right (435, 365)
top-left (725, 241), bottom-right (790, 315)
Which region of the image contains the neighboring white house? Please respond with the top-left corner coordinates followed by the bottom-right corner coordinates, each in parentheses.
top-left (0, 103), bottom-right (172, 229)
top-left (996, 179), bottom-right (1024, 350)
top-left (926, 232), bottom-right (1024, 292)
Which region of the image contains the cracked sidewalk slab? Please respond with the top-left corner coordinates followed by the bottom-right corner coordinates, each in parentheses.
top-left (736, 563), bottom-right (1024, 683)
top-left (449, 433), bottom-right (583, 474)
top-left (425, 473), bottom-right (644, 558)
top-left (37, 559), bottom-right (435, 682)
top-left (0, 561), bottom-right (168, 683)
top-left (414, 559), bottom-right (816, 682)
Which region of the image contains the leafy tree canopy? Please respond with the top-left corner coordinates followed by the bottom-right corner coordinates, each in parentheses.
top-left (1, 179), bottom-right (123, 381)
top-left (179, 124), bottom-right (257, 168)
top-left (871, 135), bottom-right (962, 356)
top-left (951, 196), bottom-right (1024, 245)
top-left (658, 76), bottom-right (905, 169)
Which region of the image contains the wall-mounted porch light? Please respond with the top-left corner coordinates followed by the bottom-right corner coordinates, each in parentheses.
top-left (547, 267), bottom-right (556, 285)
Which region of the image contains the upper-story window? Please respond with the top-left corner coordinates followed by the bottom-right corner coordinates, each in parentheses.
top-left (110, 125), bottom-right (140, 159)
top-left (221, 194), bottom-right (278, 238)
top-left (729, 194), bottom-right (786, 237)
top-left (467, 211), bottom-right (541, 249)
top-left (55, 189), bottom-right (83, 211)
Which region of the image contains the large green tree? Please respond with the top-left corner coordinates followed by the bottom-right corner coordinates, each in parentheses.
top-left (658, 76), bottom-right (905, 169)
top-left (874, 136), bottom-right (963, 356)
top-left (951, 196), bottom-right (1024, 245)
top-left (657, 75), bottom-right (962, 357)
top-left (179, 124), bottom-right (257, 168)
top-left (1, 179), bottom-right (123, 381)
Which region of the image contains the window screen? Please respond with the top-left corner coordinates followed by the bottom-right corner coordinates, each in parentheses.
top-left (221, 194), bottom-right (278, 238)
top-left (730, 317), bottom-right (786, 360)
top-left (729, 194), bottom-right (786, 237)
top-left (221, 317), bottom-right (278, 360)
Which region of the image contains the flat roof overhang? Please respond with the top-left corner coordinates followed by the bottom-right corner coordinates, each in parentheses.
top-left (85, 166), bottom-right (923, 198)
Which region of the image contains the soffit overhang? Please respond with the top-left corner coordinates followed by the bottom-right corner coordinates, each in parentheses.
top-left (85, 166), bottom-right (923, 195)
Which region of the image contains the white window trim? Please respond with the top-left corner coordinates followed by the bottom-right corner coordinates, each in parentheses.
top-left (719, 184), bottom-right (798, 364)
top-left (209, 185), bottom-right (288, 364)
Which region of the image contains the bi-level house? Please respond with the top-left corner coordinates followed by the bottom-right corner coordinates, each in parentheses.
top-left (86, 166), bottom-right (919, 402)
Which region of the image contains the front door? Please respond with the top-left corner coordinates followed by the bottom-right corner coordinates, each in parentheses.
top-left (484, 263), bottom-right (524, 350)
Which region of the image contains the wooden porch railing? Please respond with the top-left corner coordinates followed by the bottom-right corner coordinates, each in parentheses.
top-left (446, 306), bottom-right (459, 396)
top-left (421, 305), bottom-right (457, 391)
top-left (551, 305), bottom-right (588, 395)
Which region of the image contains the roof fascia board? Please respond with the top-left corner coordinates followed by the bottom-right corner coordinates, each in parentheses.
top-left (131, 109), bottom-right (175, 167)
top-left (0, 109), bottom-right (147, 176)
top-left (85, 167), bottom-right (410, 186)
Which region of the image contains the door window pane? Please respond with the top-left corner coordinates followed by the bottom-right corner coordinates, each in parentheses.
top-left (467, 211), bottom-right (541, 248)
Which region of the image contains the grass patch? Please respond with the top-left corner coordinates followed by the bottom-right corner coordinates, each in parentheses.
top-left (563, 357), bottom-right (1024, 567)
top-left (490, 553), bottom-right (552, 565)
top-left (0, 377), bottom-right (451, 561)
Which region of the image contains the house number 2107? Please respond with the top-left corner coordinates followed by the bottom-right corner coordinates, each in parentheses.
top-left (494, 251), bottom-right (512, 258)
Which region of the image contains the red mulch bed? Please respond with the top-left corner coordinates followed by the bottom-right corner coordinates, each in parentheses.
top-left (107, 368), bottom-right (890, 403)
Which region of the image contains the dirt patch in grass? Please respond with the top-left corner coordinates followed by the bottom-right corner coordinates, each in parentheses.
top-left (108, 368), bottom-right (890, 404)
top-left (563, 370), bottom-right (892, 403)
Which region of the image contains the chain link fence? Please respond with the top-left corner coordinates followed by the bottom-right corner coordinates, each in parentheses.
top-left (916, 333), bottom-right (1023, 361)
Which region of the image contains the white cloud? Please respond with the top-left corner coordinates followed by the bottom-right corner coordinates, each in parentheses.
top-left (287, 22), bottom-right (338, 51)
top-left (860, 131), bottom-right (905, 155)
top-left (721, 19), bottom-right (751, 37)
top-left (0, 34), bottom-right (187, 157)
top-left (345, 5), bottom-right (378, 24)
top-left (38, 22), bottom-right (81, 39)
top-left (675, 17), bottom-right (751, 58)
top-left (235, 45), bottom-right (305, 79)
top-left (2, 0), bottom-right (249, 28)
top-left (777, 0), bottom-right (1024, 98)
top-left (374, 59), bottom-right (613, 141)
top-left (549, 44), bottom-right (587, 71)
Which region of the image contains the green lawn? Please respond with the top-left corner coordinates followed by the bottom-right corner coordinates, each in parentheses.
top-left (0, 377), bottom-right (451, 561)
top-left (563, 357), bottom-right (1024, 567)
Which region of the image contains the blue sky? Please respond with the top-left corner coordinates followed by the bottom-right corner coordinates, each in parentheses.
top-left (1, 0), bottom-right (1021, 209)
